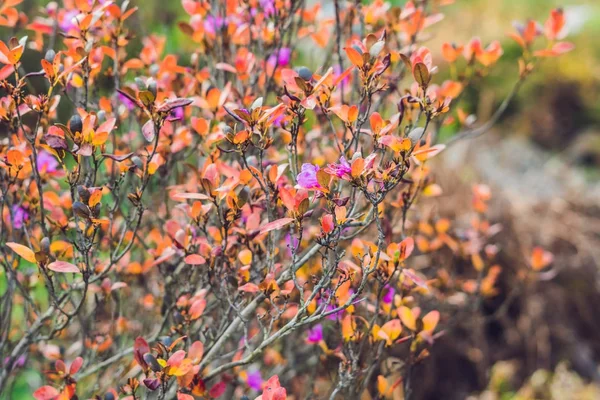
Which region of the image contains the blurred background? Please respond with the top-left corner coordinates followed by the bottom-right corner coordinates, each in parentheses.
top-left (3, 0), bottom-right (600, 398)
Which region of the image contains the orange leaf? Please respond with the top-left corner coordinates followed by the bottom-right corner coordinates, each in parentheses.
top-left (342, 314), bottom-right (358, 341)
top-left (88, 190), bottom-right (102, 207)
top-left (531, 247), bottom-right (553, 271)
top-left (345, 47), bottom-right (364, 68)
top-left (377, 375), bottom-right (389, 396)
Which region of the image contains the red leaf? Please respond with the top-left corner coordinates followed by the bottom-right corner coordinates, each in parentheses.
top-left (258, 218), bottom-right (294, 235)
top-left (262, 375), bottom-right (287, 400)
top-left (47, 261), bottom-right (80, 274)
top-left (55, 360), bottom-right (66, 374)
top-left (33, 386), bottom-right (59, 400)
top-left (70, 357), bottom-right (84, 375)
top-left (133, 337), bottom-right (150, 368)
top-left (209, 381), bottom-right (227, 398)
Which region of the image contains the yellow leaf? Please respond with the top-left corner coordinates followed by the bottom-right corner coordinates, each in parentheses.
top-left (398, 306), bottom-right (417, 331)
top-left (422, 310), bottom-right (439, 334)
top-left (238, 249), bottom-right (252, 265)
top-left (148, 162), bottom-right (158, 175)
top-left (380, 319), bottom-right (402, 346)
top-left (422, 183), bottom-right (442, 197)
top-left (6, 242), bottom-right (37, 264)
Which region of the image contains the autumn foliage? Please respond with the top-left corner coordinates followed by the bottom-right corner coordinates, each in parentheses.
top-left (0, 0), bottom-right (573, 399)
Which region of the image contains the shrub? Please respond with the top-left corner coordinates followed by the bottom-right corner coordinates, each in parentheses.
top-left (0, 0), bottom-right (572, 399)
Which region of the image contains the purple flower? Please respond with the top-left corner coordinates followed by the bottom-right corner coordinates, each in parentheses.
top-left (204, 15), bottom-right (226, 36)
top-left (60, 10), bottom-right (79, 33)
top-left (259, 0), bottom-right (276, 17)
top-left (325, 156), bottom-right (352, 179)
top-left (307, 324), bottom-right (323, 343)
top-left (246, 370), bottom-right (263, 391)
top-left (297, 163), bottom-right (321, 190)
top-left (326, 303), bottom-right (344, 320)
top-left (334, 64), bottom-right (350, 88)
top-left (118, 92), bottom-right (136, 111)
top-left (143, 378), bottom-right (161, 391)
top-left (268, 48), bottom-right (292, 67)
top-left (382, 285), bottom-right (395, 304)
top-left (4, 355), bottom-right (26, 369)
top-left (11, 205), bottom-right (29, 230)
top-left (285, 233), bottom-right (299, 257)
top-left (170, 106), bottom-right (184, 121)
top-left (37, 150), bottom-right (59, 174)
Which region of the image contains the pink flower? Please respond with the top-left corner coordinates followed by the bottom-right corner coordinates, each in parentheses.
top-left (297, 163), bottom-right (320, 190)
top-left (59, 10), bottom-right (79, 33)
top-left (324, 156), bottom-right (351, 179)
top-left (37, 151), bottom-right (60, 175)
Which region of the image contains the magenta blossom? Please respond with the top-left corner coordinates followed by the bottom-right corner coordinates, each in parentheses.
top-left (382, 285), bottom-right (395, 304)
top-left (307, 324), bottom-right (323, 343)
top-left (11, 205), bottom-right (29, 230)
top-left (118, 92), bottom-right (136, 110)
top-left (324, 156), bottom-right (352, 180)
top-left (297, 163), bottom-right (321, 190)
top-left (246, 370), bottom-right (263, 391)
top-left (268, 47), bottom-right (292, 67)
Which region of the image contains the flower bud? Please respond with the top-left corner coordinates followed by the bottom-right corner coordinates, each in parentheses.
top-left (147, 79), bottom-right (157, 98)
top-left (40, 237), bottom-right (50, 254)
top-left (69, 114), bottom-right (83, 134)
top-left (142, 353), bottom-right (162, 372)
top-left (296, 66), bottom-right (313, 81)
top-left (131, 156), bottom-right (143, 170)
top-left (44, 49), bottom-right (56, 63)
